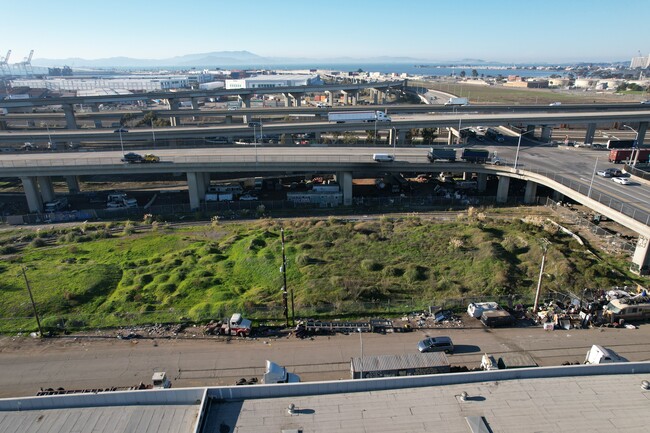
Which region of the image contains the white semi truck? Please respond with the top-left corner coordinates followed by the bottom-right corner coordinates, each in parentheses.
top-left (327, 111), bottom-right (391, 123)
top-left (444, 97), bottom-right (469, 106)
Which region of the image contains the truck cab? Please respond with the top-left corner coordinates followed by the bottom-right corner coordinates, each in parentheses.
top-left (44, 197), bottom-right (68, 213)
top-left (222, 313), bottom-right (252, 337)
top-left (151, 372), bottom-right (172, 389)
top-left (584, 345), bottom-right (628, 364)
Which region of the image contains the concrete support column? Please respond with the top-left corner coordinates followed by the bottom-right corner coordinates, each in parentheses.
top-left (477, 173), bottom-right (488, 192)
top-left (65, 175), bottom-right (80, 194)
top-left (350, 91), bottom-right (358, 106)
top-left (372, 89), bottom-right (378, 104)
top-left (289, 93), bottom-right (303, 107)
top-left (197, 172), bottom-right (210, 199)
top-left (526, 124), bottom-right (535, 138)
top-left (62, 104), bottom-right (78, 130)
top-left (21, 176), bottom-right (43, 213)
top-left (239, 95), bottom-right (252, 123)
top-left (341, 91), bottom-right (349, 105)
top-left (524, 180), bottom-right (538, 204)
top-left (168, 99), bottom-right (181, 127)
top-left (325, 91), bottom-right (335, 106)
top-left (0, 119), bottom-right (7, 130)
top-left (337, 171), bottom-right (353, 206)
top-left (191, 98), bottom-right (200, 110)
top-left (314, 131), bottom-right (321, 143)
top-left (283, 94), bottom-right (290, 107)
top-left (496, 176), bottom-right (510, 203)
top-left (462, 172), bottom-right (471, 181)
top-left (585, 123), bottom-right (597, 145)
top-left (540, 125), bottom-right (553, 143)
top-left (552, 191), bottom-right (564, 202)
top-left (186, 172), bottom-right (202, 211)
top-left (632, 235), bottom-right (650, 275)
top-left (90, 104), bottom-right (103, 128)
top-left (380, 91), bottom-right (387, 104)
top-left (37, 176), bottom-right (55, 203)
top-left (637, 121), bottom-right (648, 147)
top-left (447, 129), bottom-right (453, 145)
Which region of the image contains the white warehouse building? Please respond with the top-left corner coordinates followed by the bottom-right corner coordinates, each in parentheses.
top-left (10, 76), bottom-right (196, 92)
top-left (225, 74), bottom-right (323, 89)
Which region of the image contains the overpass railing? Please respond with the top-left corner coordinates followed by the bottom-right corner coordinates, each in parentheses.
top-left (516, 164), bottom-right (650, 227)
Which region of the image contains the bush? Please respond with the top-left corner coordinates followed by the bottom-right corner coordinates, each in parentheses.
top-left (405, 265), bottom-right (428, 282)
top-left (30, 238), bottom-right (47, 248)
top-left (361, 259), bottom-right (383, 272)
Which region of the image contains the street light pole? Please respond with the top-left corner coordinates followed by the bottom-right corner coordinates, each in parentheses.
top-left (623, 125), bottom-right (640, 166)
top-left (357, 328), bottom-right (364, 379)
top-left (118, 129), bottom-right (125, 156)
top-left (151, 121), bottom-right (156, 149)
top-left (514, 129), bottom-right (535, 170)
top-left (21, 266), bottom-right (43, 338)
top-left (587, 157), bottom-right (599, 198)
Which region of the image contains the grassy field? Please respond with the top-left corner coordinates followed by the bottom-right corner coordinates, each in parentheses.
top-left (0, 213), bottom-right (643, 333)
top-left (410, 80), bottom-right (643, 105)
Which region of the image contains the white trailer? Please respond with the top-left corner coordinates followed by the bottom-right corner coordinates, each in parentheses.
top-left (444, 97), bottom-right (469, 106)
top-left (327, 111), bottom-right (391, 123)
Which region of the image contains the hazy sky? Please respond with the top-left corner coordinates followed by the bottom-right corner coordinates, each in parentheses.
top-left (3, 0), bottom-right (648, 63)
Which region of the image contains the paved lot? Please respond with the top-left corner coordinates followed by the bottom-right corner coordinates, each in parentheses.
top-left (1, 323), bottom-right (649, 398)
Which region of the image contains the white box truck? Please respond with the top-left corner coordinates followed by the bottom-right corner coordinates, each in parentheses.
top-left (444, 97), bottom-right (469, 106)
top-left (328, 111), bottom-right (391, 123)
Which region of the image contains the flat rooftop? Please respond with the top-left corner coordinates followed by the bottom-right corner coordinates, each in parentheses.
top-left (0, 403), bottom-right (198, 433)
top-left (203, 372), bottom-right (650, 433)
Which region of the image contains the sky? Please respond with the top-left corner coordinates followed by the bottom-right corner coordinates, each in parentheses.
top-left (3, 0), bottom-right (649, 64)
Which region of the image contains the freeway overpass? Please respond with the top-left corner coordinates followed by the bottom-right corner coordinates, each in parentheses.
top-left (2, 145), bottom-right (650, 274)
top-left (1, 109), bottom-right (649, 147)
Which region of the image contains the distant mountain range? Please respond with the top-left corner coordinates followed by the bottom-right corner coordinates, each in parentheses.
top-left (31, 50), bottom-right (465, 68)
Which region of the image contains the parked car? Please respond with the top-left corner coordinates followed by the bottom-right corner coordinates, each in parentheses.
top-left (612, 177), bottom-right (631, 185)
top-left (549, 102), bottom-right (562, 107)
top-left (239, 194), bottom-right (258, 201)
top-left (121, 152), bottom-right (143, 163)
top-left (142, 153), bottom-right (160, 163)
top-left (417, 336), bottom-right (454, 354)
top-left (640, 100), bottom-right (650, 105)
top-left (113, 127), bottom-right (129, 133)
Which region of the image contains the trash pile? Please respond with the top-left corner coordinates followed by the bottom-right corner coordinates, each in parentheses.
top-left (402, 307), bottom-right (464, 329)
top-left (535, 285), bottom-right (649, 330)
top-left (115, 323), bottom-right (187, 339)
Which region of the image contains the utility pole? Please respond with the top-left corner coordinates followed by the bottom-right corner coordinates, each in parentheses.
top-left (533, 239), bottom-right (549, 314)
top-left (21, 266), bottom-right (44, 338)
top-left (280, 228), bottom-right (290, 327)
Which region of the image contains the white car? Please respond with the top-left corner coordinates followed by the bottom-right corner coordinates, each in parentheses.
top-left (612, 177), bottom-right (631, 185)
top-left (549, 102), bottom-right (562, 107)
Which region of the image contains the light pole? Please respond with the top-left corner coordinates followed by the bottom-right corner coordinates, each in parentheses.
top-left (118, 129), bottom-right (125, 156)
top-left (357, 327), bottom-right (364, 379)
top-left (587, 157), bottom-right (599, 198)
top-left (21, 266), bottom-right (43, 338)
top-left (514, 129), bottom-right (535, 170)
top-left (151, 120), bottom-right (156, 149)
top-left (44, 124), bottom-right (53, 150)
top-left (622, 125), bottom-right (640, 166)
top-left (391, 127), bottom-right (397, 157)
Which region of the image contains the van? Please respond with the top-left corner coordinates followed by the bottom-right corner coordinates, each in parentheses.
top-left (605, 299), bottom-right (650, 322)
top-left (372, 153), bottom-right (394, 162)
top-left (480, 310), bottom-right (514, 327)
top-left (584, 345), bottom-right (628, 364)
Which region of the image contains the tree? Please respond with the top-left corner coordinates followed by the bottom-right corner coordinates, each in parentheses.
top-left (460, 70), bottom-right (466, 78)
top-left (471, 69), bottom-right (478, 78)
top-left (422, 128), bottom-right (437, 144)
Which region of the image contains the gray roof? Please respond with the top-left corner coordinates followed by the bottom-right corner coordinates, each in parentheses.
top-left (351, 352), bottom-right (449, 373)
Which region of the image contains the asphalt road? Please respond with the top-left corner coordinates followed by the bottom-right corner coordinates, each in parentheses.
top-left (1, 323), bottom-right (649, 398)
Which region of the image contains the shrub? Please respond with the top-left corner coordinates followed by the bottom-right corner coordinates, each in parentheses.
top-left (31, 238), bottom-right (47, 248)
top-left (361, 259), bottom-right (383, 272)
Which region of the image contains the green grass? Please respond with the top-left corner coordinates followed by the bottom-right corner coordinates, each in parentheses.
top-left (0, 216), bottom-right (644, 333)
top-left (411, 81), bottom-right (638, 105)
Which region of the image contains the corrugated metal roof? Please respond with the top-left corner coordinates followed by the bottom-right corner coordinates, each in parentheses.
top-left (351, 352), bottom-right (449, 373)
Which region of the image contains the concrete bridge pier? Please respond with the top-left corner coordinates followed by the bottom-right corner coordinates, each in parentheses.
top-left (540, 126), bottom-right (553, 143)
top-left (524, 180), bottom-right (538, 204)
top-left (21, 176), bottom-right (43, 213)
top-left (477, 173), bottom-right (487, 192)
top-left (632, 236), bottom-right (650, 275)
top-left (526, 125), bottom-right (536, 138)
top-left (371, 89), bottom-right (378, 105)
top-left (288, 92), bottom-right (303, 107)
top-left (585, 123), bottom-right (596, 145)
top-left (62, 104), bottom-right (78, 130)
top-left (325, 91), bottom-right (335, 106)
top-left (0, 119), bottom-right (7, 130)
top-left (37, 176), bottom-right (55, 203)
top-left (314, 131), bottom-right (321, 143)
top-left (66, 175), bottom-right (80, 194)
top-left (349, 91), bottom-right (358, 106)
top-left (553, 191), bottom-right (564, 202)
top-left (239, 96), bottom-right (252, 123)
top-left (90, 104), bottom-right (103, 128)
top-left (187, 172), bottom-right (203, 211)
top-left (637, 121), bottom-right (648, 146)
top-left (336, 171), bottom-right (353, 206)
top-left (496, 176), bottom-right (510, 203)
top-left (168, 99), bottom-right (181, 126)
